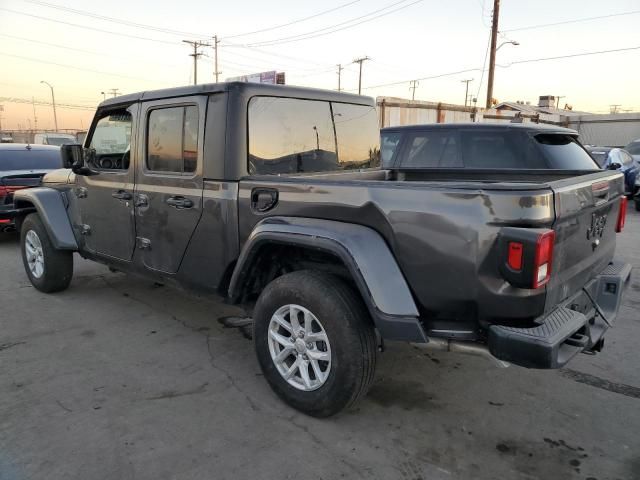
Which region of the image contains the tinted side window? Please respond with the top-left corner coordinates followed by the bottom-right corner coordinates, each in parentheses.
top-left (621, 150), bottom-right (634, 166)
top-left (535, 134), bottom-right (598, 170)
top-left (248, 97), bottom-right (380, 174)
top-left (332, 102), bottom-right (380, 169)
top-left (626, 142), bottom-right (640, 155)
top-left (147, 106), bottom-right (198, 174)
top-left (381, 132), bottom-right (401, 168)
top-left (249, 97), bottom-right (336, 174)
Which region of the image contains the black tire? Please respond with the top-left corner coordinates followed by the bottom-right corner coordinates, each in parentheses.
top-left (20, 213), bottom-right (73, 293)
top-left (253, 270), bottom-right (377, 417)
top-left (635, 199), bottom-right (640, 212)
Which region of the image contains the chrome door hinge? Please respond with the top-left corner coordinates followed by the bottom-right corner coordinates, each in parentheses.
top-left (80, 224), bottom-right (91, 236)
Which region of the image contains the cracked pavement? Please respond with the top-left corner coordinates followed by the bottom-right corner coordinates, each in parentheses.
top-left (1, 212), bottom-right (639, 480)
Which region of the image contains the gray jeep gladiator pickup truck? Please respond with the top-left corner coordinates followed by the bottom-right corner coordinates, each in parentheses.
top-left (5, 82), bottom-right (631, 417)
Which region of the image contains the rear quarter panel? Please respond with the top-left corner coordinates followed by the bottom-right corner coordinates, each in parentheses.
top-left (238, 172), bottom-right (555, 320)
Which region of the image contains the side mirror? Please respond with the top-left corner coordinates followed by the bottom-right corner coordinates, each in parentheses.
top-left (608, 162), bottom-right (622, 170)
top-left (60, 143), bottom-right (83, 169)
top-left (61, 143), bottom-right (99, 176)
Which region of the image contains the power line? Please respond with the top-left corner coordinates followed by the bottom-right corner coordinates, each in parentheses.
top-left (0, 33), bottom-right (184, 68)
top-left (356, 44), bottom-right (640, 92)
top-left (223, 0), bottom-right (362, 39)
top-left (240, 0), bottom-right (423, 47)
top-left (504, 9), bottom-right (640, 32)
top-left (0, 7), bottom-right (180, 45)
top-left (0, 51), bottom-right (163, 84)
top-left (24, 0), bottom-right (208, 37)
top-left (498, 45), bottom-right (640, 67)
top-left (1, 96), bottom-right (95, 111)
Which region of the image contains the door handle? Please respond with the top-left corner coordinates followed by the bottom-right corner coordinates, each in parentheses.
top-left (166, 196), bottom-right (193, 209)
top-left (251, 188), bottom-right (279, 213)
top-left (112, 190), bottom-right (132, 200)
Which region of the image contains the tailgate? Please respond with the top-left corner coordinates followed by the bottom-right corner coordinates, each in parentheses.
top-left (545, 171), bottom-right (625, 312)
top-left (1, 174), bottom-right (45, 204)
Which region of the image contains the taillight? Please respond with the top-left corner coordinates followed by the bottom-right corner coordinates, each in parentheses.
top-left (507, 242), bottom-right (523, 270)
top-left (532, 231), bottom-right (555, 289)
top-left (616, 196), bottom-right (627, 233)
top-left (0, 186), bottom-right (7, 198)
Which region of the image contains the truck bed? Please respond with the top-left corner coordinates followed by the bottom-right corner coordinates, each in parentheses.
top-left (239, 167), bottom-right (625, 334)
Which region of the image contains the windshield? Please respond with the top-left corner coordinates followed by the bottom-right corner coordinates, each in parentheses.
top-left (534, 134), bottom-right (599, 170)
top-left (0, 149), bottom-right (62, 170)
top-left (625, 142), bottom-right (640, 155)
top-left (45, 136), bottom-right (76, 146)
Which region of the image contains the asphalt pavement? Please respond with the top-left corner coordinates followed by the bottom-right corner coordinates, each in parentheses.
top-left (1, 211), bottom-right (639, 480)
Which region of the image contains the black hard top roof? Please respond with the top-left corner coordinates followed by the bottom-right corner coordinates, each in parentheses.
top-left (99, 82), bottom-right (373, 108)
top-left (381, 122), bottom-right (578, 136)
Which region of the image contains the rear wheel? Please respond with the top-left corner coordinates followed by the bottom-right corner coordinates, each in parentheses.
top-left (253, 270), bottom-right (377, 417)
top-left (20, 213), bottom-right (73, 293)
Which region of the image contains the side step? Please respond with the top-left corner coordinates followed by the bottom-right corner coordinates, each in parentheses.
top-left (488, 307), bottom-right (587, 369)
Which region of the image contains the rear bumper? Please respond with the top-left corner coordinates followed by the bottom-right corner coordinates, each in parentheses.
top-left (488, 261), bottom-right (632, 369)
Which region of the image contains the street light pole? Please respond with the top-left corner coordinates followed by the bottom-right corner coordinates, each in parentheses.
top-left (40, 80), bottom-right (58, 131)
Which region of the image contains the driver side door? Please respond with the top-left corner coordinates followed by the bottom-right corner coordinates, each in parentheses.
top-left (76, 104), bottom-right (137, 261)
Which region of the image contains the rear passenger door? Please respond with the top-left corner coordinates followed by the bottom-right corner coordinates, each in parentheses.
top-left (133, 97), bottom-right (206, 274)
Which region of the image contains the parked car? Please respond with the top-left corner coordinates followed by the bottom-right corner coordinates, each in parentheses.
top-left (5, 83), bottom-right (631, 417)
top-left (33, 133), bottom-right (77, 146)
top-left (0, 144), bottom-right (62, 232)
top-left (584, 146), bottom-right (639, 197)
top-left (625, 139), bottom-right (640, 163)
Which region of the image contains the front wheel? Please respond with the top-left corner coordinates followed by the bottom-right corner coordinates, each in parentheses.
top-left (20, 213), bottom-right (73, 293)
top-left (253, 270), bottom-right (377, 417)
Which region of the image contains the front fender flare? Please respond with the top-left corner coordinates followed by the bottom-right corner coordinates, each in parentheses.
top-left (228, 217), bottom-right (426, 343)
top-left (13, 187), bottom-right (78, 250)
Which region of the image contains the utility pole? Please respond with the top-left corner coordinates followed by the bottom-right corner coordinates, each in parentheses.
top-left (213, 35), bottom-right (221, 82)
top-left (409, 80), bottom-right (419, 101)
top-left (337, 64), bottom-right (343, 91)
top-left (0, 105), bottom-right (3, 131)
top-left (40, 80), bottom-right (58, 131)
top-left (32, 97), bottom-right (38, 131)
top-left (353, 56), bottom-right (370, 95)
top-left (183, 40), bottom-right (212, 85)
top-left (555, 95), bottom-right (565, 109)
top-left (485, 0), bottom-right (500, 108)
top-left (107, 88), bottom-right (120, 98)
top-left (461, 79), bottom-right (474, 107)
top-left (610, 104), bottom-right (621, 114)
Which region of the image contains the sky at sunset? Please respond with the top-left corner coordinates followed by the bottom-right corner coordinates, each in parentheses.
top-left (1, 0), bottom-right (639, 131)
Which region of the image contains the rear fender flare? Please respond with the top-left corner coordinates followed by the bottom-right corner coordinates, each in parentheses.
top-left (13, 187), bottom-right (78, 250)
top-left (228, 217), bottom-right (426, 343)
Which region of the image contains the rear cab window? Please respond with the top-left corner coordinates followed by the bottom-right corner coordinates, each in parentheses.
top-left (248, 97), bottom-right (379, 175)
